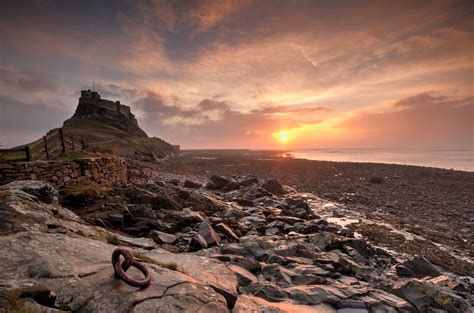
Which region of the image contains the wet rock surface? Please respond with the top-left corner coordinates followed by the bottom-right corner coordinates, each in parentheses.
top-left (0, 173), bottom-right (472, 312)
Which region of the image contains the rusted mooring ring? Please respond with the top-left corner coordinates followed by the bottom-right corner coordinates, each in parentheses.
top-left (112, 248), bottom-right (151, 288)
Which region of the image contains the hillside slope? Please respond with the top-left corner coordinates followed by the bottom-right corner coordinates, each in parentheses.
top-left (62, 118), bottom-right (176, 158)
top-left (19, 90), bottom-right (179, 160)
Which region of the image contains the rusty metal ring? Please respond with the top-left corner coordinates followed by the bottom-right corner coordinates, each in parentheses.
top-left (111, 248), bottom-right (134, 274)
top-left (112, 248), bottom-right (151, 288)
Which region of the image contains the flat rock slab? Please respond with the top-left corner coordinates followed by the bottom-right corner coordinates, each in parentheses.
top-left (234, 295), bottom-right (336, 313)
top-left (0, 231), bottom-right (231, 312)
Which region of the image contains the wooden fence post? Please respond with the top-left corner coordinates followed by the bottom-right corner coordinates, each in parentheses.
top-left (25, 146), bottom-right (31, 162)
top-left (43, 136), bottom-right (50, 160)
top-left (81, 139), bottom-right (86, 150)
top-left (59, 129), bottom-right (66, 153)
top-left (71, 135), bottom-right (75, 151)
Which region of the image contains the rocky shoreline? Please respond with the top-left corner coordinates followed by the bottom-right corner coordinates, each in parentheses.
top-left (157, 150), bottom-right (474, 276)
top-left (0, 162), bottom-right (472, 312)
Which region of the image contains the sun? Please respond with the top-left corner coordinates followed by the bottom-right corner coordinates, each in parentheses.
top-left (274, 130), bottom-right (290, 144)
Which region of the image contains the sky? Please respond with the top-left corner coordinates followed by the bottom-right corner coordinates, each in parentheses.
top-left (0, 0), bottom-right (473, 149)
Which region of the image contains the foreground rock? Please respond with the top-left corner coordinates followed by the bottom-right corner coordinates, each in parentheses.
top-left (395, 256), bottom-right (442, 278)
top-left (0, 178), bottom-right (472, 312)
top-left (0, 182), bottom-right (235, 312)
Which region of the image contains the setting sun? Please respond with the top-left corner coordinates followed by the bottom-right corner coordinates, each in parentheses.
top-left (274, 130), bottom-right (291, 144)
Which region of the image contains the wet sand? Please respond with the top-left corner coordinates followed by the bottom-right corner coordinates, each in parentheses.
top-left (158, 150), bottom-right (474, 269)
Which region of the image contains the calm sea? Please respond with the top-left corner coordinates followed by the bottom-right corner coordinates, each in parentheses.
top-left (285, 149), bottom-right (474, 172)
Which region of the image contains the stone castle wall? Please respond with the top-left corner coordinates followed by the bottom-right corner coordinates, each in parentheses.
top-left (79, 98), bottom-right (134, 121)
top-left (72, 102), bottom-right (147, 137)
top-left (0, 157), bottom-right (127, 189)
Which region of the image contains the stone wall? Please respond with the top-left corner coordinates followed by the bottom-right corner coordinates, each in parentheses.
top-left (0, 157), bottom-right (127, 189)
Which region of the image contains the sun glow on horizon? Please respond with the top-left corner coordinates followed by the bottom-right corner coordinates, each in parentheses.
top-left (274, 130), bottom-right (291, 144)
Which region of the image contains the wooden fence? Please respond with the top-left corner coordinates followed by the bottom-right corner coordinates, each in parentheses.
top-left (0, 128), bottom-right (87, 162)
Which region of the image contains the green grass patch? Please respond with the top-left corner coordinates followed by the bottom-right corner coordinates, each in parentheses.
top-left (53, 150), bottom-right (101, 161)
top-left (135, 253), bottom-right (179, 271)
top-left (106, 233), bottom-right (120, 245)
top-left (0, 150), bottom-right (27, 162)
top-left (2, 288), bottom-right (40, 313)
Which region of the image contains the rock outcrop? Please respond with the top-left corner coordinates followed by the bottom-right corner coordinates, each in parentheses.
top-left (0, 176), bottom-right (472, 312)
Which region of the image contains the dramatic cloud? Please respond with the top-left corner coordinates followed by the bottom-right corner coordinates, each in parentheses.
top-left (0, 95), bottom-right (70, 148)
top-left (0, 0), bottom-right (472, 149)
top-left (0, 68), bottom-right (57, 93)
top-left (335, 93), bottom-right (473, 149)
top-left (252, 105), bottom-right (332, 115)
top-left (198, 99), bottom-right (229, 112)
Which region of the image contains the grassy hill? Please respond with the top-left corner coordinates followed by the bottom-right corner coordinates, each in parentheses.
top-left (62, 119), bottom-right (177, 158)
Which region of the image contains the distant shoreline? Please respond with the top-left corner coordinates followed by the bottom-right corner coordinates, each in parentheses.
top-left (160, 150), bottom-right (474, 262)
top-left (181, 148), bottom-right (474, 172)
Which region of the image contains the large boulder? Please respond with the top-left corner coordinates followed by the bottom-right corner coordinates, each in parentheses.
top-left (261, 179), bottom-right (286, 196)
top-left (227, 264), bottom-right (258, 287)
top-left (395, 256), bottom-right (442, 278)
top-left (3, 180), bottom-right (58, 204)
top-left (198, 221), bottom-right (221, 246)
top-left (391, 279), bottom-right (470, 312)
top-left (148, 230), bottom-right (178, 244)
top-left (205, 175), bottom-right (231, 190)
top-left (214, 223), bottom-right (239, 242)
top-left (183, 180), bottom-right (201, 189)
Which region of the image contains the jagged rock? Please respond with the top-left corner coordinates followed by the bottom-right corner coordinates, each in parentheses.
top-left (127, 204), bottom-right (157, 220)
top-left (275, 241), bottom-right (319, 259)
top-left (206, 175), bottom-right (231, 190)
top-left (216, 254), bottom-right (261, 272)
top-left (356, 290), bottom-right (414, 312)
top-left (228, 264), bottom-right (258, 287)
top-left (243, 281), bottom-right (287, 302)
top-left (425, 275), bottom-right (470, 293)
top-left (234, 294), bottom-right (336, 312)
top-left (223, 181), bottom-right (240, 192)
top-left (292, 219), bottom-right (329, 234)
top-left (281, 198), bottom-right (316, 219)
top-left (265, 227), bottom-right (283, 236)
top-left (183, 180), bottom-right (201, 188)
top-left (391, 279), bottom-right (470, 312)
top-left (153, 207), bottom-right (204, 233)
top-left (1, 175), bottom-right (472, 312)
top-left (239, 186), bottom-right (274, 204)
top-left (262, 264), bottom-right (294, 288)
top-left (395, 256), bottom-right (442, 278)
top-left (0, 181), bottom-right (239, 311)
top-left (285, 282), bottom-right (369, 305)
top-left (268, 215), bottom-right (304, 225)
top-left (191, 233), bottom-right (208, 249)
top-left (307, 232), bottom-right (356, 251)
top-left (104, 212), bottom-right (125, 228)
top-left (236, 176), bottom-right (259, 187)
top-left (167, 178), bottom-right (180, 186)
top-left (198, 221), bottom-right (221, 246)
top-left (261, 179), bottom-right (286, 196)
top-left (3, 180), bottom-right (59, 204)
top-left (214, 223), bottom-right (239, 242)
top-left (131, 284), bottom-right (227, 312)
top-left (148, 230), bottom-right (178, 244)
top-left (123, 185), bottom-right (161, 205)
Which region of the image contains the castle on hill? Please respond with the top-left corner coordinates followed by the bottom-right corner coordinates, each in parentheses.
top-left (71, 89), bottom-right (148, 137)
top-left (79, 89), bottom-right (135, 121)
